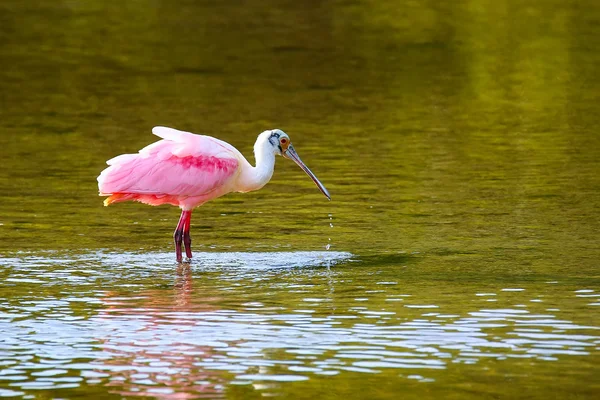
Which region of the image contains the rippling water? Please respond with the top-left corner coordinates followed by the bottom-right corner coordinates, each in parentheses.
top-left (2, 0), bottom-right (600, 398)
top-left (1, 252), bottom-right (599, 398)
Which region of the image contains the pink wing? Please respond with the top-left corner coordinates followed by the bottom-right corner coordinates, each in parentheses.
top-left (98, 127), bottom-right (240, 206)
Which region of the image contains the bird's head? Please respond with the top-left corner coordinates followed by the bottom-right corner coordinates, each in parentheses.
top-left (256, 129), bottom-right (290, 156)
top-left (257, 129), bottom-right (331, 200)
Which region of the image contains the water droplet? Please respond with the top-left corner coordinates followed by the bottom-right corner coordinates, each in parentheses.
top-left (325, 215), bottom-right (333, 250)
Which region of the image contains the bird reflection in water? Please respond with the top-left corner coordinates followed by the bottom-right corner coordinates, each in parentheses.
top-left (96, 264), bottom-right (233, 399)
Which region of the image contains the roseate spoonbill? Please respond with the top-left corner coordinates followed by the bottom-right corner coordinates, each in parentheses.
top-left (97, 126), bottom-right (330, 262)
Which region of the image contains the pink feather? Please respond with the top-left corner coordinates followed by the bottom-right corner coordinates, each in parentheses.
top-left (98, 127), bottom-right (240, 209)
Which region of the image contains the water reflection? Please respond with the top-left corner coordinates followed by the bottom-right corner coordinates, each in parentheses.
top-left (97, 266), bottom-right (226, 398)
top-left (0, 252), bottom-right (598, 398)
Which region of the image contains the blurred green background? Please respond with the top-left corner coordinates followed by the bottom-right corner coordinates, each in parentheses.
top-left (1, 0), bottom-right (599, 269)
top-left (0, 0), bottom-right (599, 399)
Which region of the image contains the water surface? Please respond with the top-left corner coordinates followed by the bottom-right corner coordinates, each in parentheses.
top-left (1, 0), bottom-right (599, 399)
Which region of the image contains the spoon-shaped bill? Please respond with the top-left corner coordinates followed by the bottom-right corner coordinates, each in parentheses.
top-left (283, 145), bottom-right (331, 200)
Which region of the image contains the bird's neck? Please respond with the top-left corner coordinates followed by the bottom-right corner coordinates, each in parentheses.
top-left (238, 145), bottom-right (276, 192)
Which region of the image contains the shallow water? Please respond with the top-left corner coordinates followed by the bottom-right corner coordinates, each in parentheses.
top-left (1, 0), bottom-right (600, 399)
top-left (1, 252), bottom-right (599, 399)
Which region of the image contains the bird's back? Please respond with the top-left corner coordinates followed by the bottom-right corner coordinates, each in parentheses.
top-left (98, 127), bottom-right (241, 208)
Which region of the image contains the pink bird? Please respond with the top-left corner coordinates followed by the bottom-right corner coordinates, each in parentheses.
top-left (97, 126), bottom-right (330, 262)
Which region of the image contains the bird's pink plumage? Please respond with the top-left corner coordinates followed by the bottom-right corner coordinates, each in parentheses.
top-left (98, 127), bottom-right (240, 208)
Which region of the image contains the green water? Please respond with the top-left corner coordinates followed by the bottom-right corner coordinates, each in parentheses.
top-left (1, 0), bottom-right (599, 398)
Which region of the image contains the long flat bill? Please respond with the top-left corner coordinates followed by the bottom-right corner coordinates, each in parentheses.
top-left (284, 145), bottom-right (331, 200)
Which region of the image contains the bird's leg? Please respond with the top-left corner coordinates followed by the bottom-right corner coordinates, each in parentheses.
top-left (174, 210), bottom-right (188, 263)
top-left (183, 211), bottom-right (193, 260)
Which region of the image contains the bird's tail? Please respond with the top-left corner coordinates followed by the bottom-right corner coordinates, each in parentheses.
top-left (102, 193), bottom-right (136, 206)
top-left (101, 192), bottom-right (181, 207)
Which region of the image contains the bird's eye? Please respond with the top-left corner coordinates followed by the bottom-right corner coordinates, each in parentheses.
top-left (280, 138), bottom-right (288, 145)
